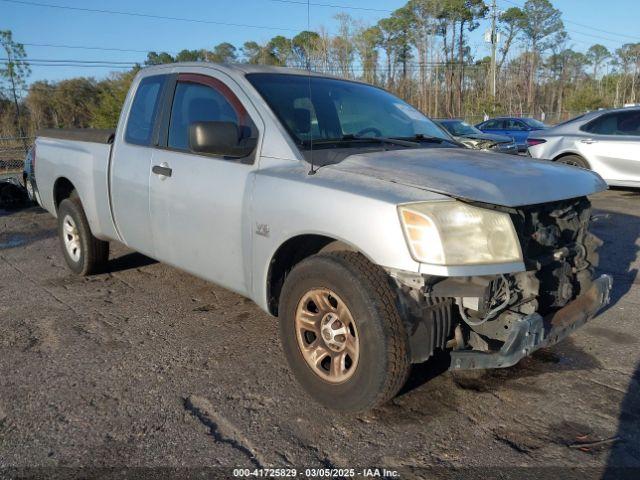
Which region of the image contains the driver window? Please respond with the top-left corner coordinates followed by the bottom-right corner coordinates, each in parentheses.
top-left (505, 119), bottom-right (525, 131)
top-left (168, 81), bottom-right (239, 150)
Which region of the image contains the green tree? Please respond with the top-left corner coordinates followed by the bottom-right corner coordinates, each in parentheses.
top-left (292, 31), bottom-right (320, 68)
top-left (377, 9), bottom-right (413, 87)
top-left (242, 41), bottom-right (263, 64)
top-left (175, 49), bottom-right (204, 62)
top-left (0, 30), bottom-right (30, 143)
top-left (586, 44), bottom-right (610, 79)
top-left (519, 0), bottom-right (565, 110)
top-left (267, 36), bottom-right (292, 66)
top-left (25, 81), bottom-right (58, 129)
top-left (292, 31), bottom-right (319, 68)
top-left (240, 41), bottom-right (279, 65)
top-left (145, 51), bottom-right (174, 65)
top-left (91, 69), bottom-right (139, 128)
top-left (498, 7), bottom-right (526, 70)
top-left (50, 78), bottom-right (100, 128)
top-left (209, 42), bottom-right (237, 63)
top-left (615, 43), bottom-right (640, 103)
top-left (354, 25), bottom-right (381, 84)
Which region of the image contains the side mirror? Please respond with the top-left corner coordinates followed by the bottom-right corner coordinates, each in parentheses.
top-left (189, 121), bottom-right (256, 158)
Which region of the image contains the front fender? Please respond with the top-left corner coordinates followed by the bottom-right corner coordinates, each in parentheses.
top-left (249, 167), bottom-right (423, 312)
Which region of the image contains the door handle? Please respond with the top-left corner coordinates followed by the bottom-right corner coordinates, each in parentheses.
top-left (152, 164), bottom-right (172, 177)
top-left (580, 138), bottom-right (597, 144)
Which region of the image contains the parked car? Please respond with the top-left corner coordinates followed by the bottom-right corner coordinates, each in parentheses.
top-left (436, 119), bottom-right (518, 154)
top-left (476, 117), bottom-right (548, 152)
top-left (35, 63), bottom-right (611, 412)
top-left (527, 107), bottom-right (640, 188)
top-left (22, 146), bottom-right (41, 205)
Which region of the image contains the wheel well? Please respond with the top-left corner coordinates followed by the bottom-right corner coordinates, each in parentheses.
top-left (266, 235), bottom-right (357, 316)
top-left (53, 177), bottom-right (76, 210)
top-left (553, 152), bottom-right (589, 167)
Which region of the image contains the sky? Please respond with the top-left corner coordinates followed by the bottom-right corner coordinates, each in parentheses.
top-left (3, 0), bottom-right (640, 87)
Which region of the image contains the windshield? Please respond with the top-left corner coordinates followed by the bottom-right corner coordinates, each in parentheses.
top-left (246, 73), bottom-right (452, 148)
top-left (521, 118), bottom-right (547, 129)
top-left (440, 120), bottom-right (481, 136)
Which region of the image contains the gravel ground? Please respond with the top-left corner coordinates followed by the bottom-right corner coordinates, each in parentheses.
top-left (0, 189), bottom-right (638, 479)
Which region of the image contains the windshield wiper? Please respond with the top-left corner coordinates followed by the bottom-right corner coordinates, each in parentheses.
top-left (338, 134), bottom-right (420, 147)
top-left (393, 134), bottom-right (464, 147)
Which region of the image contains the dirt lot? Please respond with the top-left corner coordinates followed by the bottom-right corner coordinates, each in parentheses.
top-left (0, 188), bottom-right (639, 479)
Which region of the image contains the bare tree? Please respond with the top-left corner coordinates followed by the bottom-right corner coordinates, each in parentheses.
top-left (0, 30), bottom-right (30, 148)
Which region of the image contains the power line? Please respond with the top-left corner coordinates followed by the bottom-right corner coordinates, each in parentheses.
top-left (22, 42), bottom-right (179, 55)
top-left (563, 20), bottom-right (638, 42)
top-left (1, 58), bottom-right (138, 64)
top-left (1, 61), bottom-right (136, 69)
top-left (269, 0), bottom-right (392, 13)
top-left (497, 0), bottom-right (638, 42)
top-left (279, 0), bottom-right (637, 44)
top-left (2, 0), bottom-right (301, 32)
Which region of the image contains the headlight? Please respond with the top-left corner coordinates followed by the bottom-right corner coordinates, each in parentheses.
top-left (398, 201), bottom-right (522, 265)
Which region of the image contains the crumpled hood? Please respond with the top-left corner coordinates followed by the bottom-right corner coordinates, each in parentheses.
top-left (325, 148), bottom-right (607, 207)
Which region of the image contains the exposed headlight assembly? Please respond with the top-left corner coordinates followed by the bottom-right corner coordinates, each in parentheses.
top-left (398, 201), bottom-right (522, 266)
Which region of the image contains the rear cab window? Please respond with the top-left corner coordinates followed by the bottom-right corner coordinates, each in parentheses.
top-left (125, 75), bottom-right (167, 146)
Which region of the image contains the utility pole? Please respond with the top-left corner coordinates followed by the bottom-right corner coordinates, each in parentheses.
top-left (489, 0), bottom-right (498, 98)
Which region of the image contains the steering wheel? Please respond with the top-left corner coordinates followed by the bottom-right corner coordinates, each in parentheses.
top-left (355, 127), bottom-right (383, 138)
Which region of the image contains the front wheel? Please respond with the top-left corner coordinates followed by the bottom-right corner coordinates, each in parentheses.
top-left (57, 197), bottom-right (109, 275)
top-left (278, 252), bottom-right (410, 412)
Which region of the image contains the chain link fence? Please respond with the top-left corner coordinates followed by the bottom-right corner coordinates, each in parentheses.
top-left (461, 111), bottom-right (583, 127)
top-left (0, 110), bottom-right (583, 175)
top-left (0, 137), bottom-right (32, 174)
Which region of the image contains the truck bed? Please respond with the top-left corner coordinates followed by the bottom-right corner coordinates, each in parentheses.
top-left (37, 128), bottom-right (116, 144)
top-left (35, 130), bottom-right (118, 242)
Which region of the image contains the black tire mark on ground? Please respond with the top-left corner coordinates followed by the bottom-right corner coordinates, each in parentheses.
top-left (184, 395), bottom-right (265, 468)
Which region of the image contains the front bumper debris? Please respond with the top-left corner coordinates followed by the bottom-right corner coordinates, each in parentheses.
top-left (450, 274), bottom-right (613, 370)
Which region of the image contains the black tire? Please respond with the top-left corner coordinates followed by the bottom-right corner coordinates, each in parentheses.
top-left (57, 196), bottom-right (109, 275)
top-left (24, 176), bottom-right (35, 203)
top-left (278, 251), bottom-right (410, 412)
top-left (557, 154), bottom-right (590, 169)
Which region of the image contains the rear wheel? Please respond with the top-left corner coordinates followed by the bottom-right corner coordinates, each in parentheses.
top-left (57, 196), bottom-right (109, 275)
top-left (278, 252), bottom-right (410, 412)
top-left (557, 154), bottom-right (589, 169)
top-left (24, 176), bottom-right (35, 202)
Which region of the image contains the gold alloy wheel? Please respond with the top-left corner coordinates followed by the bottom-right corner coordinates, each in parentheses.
top-left (294, 288), bottom-right (360, 384)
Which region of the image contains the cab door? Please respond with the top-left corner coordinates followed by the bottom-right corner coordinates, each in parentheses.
top-left (478, 119), bottom-right (503, 134)
top-left (503, 119), bottom-right (529, 150)
top-left (578, 110), bottom-right (640, 183)
top-left (148, 72), bottom-right (260, 295)
top-left (110, 74), bottom-right (168, 257)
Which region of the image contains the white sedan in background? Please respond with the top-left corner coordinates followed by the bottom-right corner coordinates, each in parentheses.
top-left (527, 107), bottom-right (640, 188)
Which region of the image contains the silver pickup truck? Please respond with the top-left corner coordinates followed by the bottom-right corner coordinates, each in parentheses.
top-left (35, 63), bottom-right (612, 412)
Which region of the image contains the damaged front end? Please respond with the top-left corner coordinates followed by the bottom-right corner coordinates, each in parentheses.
top-left (391, 196), bottom-right (613, 369)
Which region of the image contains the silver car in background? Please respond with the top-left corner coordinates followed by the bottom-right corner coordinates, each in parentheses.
top-left (527, 107), bottom-right (640, 188)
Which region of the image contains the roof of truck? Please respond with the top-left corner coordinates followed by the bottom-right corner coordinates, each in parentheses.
top-left (141, 61), bottom-right (344, 79)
